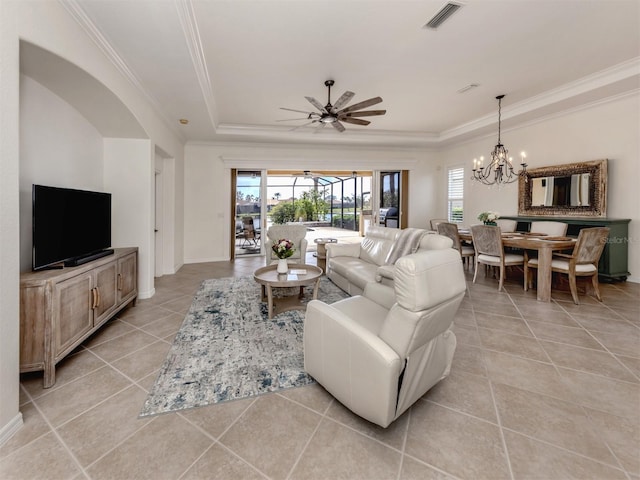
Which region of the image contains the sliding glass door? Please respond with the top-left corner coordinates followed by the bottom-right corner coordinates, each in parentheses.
top-left (233, 170), bottom-right (264, 258)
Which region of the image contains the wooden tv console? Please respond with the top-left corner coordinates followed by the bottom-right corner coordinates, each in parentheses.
top-left (20, 247), bottom-right (138, 387)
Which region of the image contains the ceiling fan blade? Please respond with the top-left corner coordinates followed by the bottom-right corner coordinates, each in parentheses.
top-left (341, 117), bottom-right (371, 126)
top-left (331, 91), bottom-right (355, 112)
top-left (340, 109), bottom-right (386, 118)
top-left (338, 96), bottom-right (383, 114)
top-left (313, 122), bottom-right (327, 133)
top-left (290, 120), bottom-right (317, 131)
top-left (305, 96), bottom-right (327, 113)
top-left (280, 107), bottom-right (315, 115)
top-left (331, 121), bottom-right (346, 132)
top-left (276, 117), bottom-right (311, 122)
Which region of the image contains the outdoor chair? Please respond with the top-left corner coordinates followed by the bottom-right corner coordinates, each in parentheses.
top-left (241, 216), bottom-right (258, 247)
top-left (524, 227), bottom-right (609, 304)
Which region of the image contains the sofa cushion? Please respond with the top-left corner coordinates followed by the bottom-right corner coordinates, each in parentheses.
top-left (359, 226), bottom-right (400, 266)
top-left (330, 256), bottom-right (381, 291)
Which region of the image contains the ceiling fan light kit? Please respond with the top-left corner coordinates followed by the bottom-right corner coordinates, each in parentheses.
top-left (280, 80), bottom-right (386, 132)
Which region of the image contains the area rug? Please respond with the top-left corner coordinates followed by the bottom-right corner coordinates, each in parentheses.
top-left (139, 275), bottom-right (348, 417)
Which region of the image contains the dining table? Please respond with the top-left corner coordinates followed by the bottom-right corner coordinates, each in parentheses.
top-left (458, 230), bottom-right (577, 302)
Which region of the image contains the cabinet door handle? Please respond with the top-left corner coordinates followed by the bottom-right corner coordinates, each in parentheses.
top-left (91, 288), bottom-right (97, 309)
top-left (96, 287), bottom-right (101, 308)
top-left (117, 273), bottom-right (122, 291)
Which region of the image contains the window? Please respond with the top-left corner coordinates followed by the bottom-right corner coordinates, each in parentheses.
top-left (447, 166), bottom-right (464, 223)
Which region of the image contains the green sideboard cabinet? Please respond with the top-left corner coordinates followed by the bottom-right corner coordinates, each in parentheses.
top-left (501, 216), bottom-right (631, 281)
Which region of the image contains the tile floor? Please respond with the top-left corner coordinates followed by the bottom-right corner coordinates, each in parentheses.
top-left (1, 254), bottom-right (639, 480)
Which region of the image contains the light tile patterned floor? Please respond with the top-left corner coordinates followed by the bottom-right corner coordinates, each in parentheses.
top-left (2, 254), bottom-right (639, 480)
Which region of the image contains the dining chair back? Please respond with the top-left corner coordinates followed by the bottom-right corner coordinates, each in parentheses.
top-left (437, 222), bottom-right (474, 269)
top-left (495, 219), bottom-right (517, 232)
top-left (524, 227), bottom-right (609, 304)
top-left (530, 221), bottom-right (568, 236)
top-left (429, 218), bottom-right (448, 231)
top-left (471, 224), bottom-right (524, 291)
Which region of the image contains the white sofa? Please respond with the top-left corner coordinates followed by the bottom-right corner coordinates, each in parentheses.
top-left (304, 248), bottom-right (467, 427)
top-left (325, 225), bottom-right (453, 295)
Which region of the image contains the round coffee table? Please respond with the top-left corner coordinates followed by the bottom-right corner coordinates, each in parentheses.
top-left (253, 263), bottom-right (323, 319)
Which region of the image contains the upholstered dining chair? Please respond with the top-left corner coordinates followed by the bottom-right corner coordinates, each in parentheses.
top-left (304, 249), bottom-right (466, 428)
top-left (265, 224), bottom-right (308, 265)
top-left (495, 219), bottom-right (517, 233)
top-left (429, 218), bottom-right (448, 231)
top-left (437, 222), bottom-right (474, 269)
top-left (524, 227), bottom-right (609, 304)
top-left (471, 224), bottom-right (524, 291)
top-left (530, 221), bottom-right (568, 236)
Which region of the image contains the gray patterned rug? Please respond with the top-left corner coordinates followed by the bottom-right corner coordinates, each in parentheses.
top-left (139, 275), bottom-right (348, 417)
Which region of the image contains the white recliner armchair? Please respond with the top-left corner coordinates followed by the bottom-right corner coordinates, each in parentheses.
top-left (265, 224), bottom-right (308, 264)
top-left (304, 248), bottom-right (467, 428)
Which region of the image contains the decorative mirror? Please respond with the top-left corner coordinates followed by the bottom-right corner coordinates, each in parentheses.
top-left (518, 159), bottom-right (607, 217)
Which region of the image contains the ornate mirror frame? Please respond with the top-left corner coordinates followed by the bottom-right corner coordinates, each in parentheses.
top-left (518, 159), bottom-right (607, 217)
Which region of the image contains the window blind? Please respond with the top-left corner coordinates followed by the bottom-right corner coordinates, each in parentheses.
top-left (447, 167), bottom-right (464, 223)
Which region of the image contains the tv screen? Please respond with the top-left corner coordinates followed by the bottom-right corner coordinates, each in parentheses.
top-left (32, 184), bottom-right (112, 270)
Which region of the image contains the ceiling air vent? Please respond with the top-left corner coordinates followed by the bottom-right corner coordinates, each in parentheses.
top-left (424, 2), bottom-right (463, 29)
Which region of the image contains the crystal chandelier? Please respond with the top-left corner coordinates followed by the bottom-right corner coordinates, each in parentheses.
top-left (471, 95), bottom-right (528, 185)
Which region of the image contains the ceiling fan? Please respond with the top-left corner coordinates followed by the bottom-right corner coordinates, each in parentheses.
top-left (279, 80), bottom-right (386, 132)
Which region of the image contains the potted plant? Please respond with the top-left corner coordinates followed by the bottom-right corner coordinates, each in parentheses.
top-left (272, 239), bottom-right (295, 273)
top-left (478, 211), bottom-right (500, 226)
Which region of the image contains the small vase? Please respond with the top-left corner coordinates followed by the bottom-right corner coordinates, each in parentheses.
top-left (484, 221), bottom-right (497, 226)
top-left (276, 258), bottom-right (288, 274)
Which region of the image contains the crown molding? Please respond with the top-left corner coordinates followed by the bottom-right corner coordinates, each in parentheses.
top-left (175, 0), bottom-right (218, 129)
top-left (60, 0), bottom-right (186, 142)
top-left (440, 57), bottom-right (640, 143)
top-left (220, 155), bottom-right (419, 170)
top-left (214, 123), bottom-right (440, 147)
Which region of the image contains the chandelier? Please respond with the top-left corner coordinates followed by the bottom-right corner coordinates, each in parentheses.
top-left (471, 95), bottom-right (528, 185)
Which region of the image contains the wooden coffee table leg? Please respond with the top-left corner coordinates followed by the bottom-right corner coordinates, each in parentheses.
top-left (312, 278), bottom-right (320, 300)
top-left (267, 285), bottom-right (274, 319)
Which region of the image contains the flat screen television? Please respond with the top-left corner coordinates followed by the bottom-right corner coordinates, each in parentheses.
top-left (32, 184), bottom-right (113, 270)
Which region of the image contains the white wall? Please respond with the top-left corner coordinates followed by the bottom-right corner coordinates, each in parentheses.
top-left (19, 74), bottom-right (104, 272)
top-left (104, 139), bottom-right (155, 298)
top-left (0, 0), bottom-right (22, 446)
top-left (438, 93), bottom-right (640, 282)
top-left (183, 142), bottom-right (437, 263)
top-left (1, 0), bottom-right (185, 445)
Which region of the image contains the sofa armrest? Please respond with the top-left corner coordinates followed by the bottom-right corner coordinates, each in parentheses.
top-left (375, 265), bottom-right (396, 284)
top-left (304, 300), bottom-right (402, 427)
top-left (363, 282), bottom-right (396, 310)
top-left (326, 242), bottom-right (362, 259)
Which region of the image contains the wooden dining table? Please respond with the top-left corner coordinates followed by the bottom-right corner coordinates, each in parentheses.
top-left (458, 231), bottom-right (577, 302)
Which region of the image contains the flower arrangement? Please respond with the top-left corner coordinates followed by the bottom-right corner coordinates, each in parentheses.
top-left (477, 211), bottom-right (500, 225)
top-left (272, 238), bottom-right (296, 259)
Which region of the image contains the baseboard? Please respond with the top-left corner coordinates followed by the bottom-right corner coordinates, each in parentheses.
top-left (138, 287), bottom-right (156, 300)
top-left (626, 275), bottom-right (639, 284)
top-left (0, 412), bottom-right (23, 448)
top-left (183, 256), bottom-right (230, 264)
